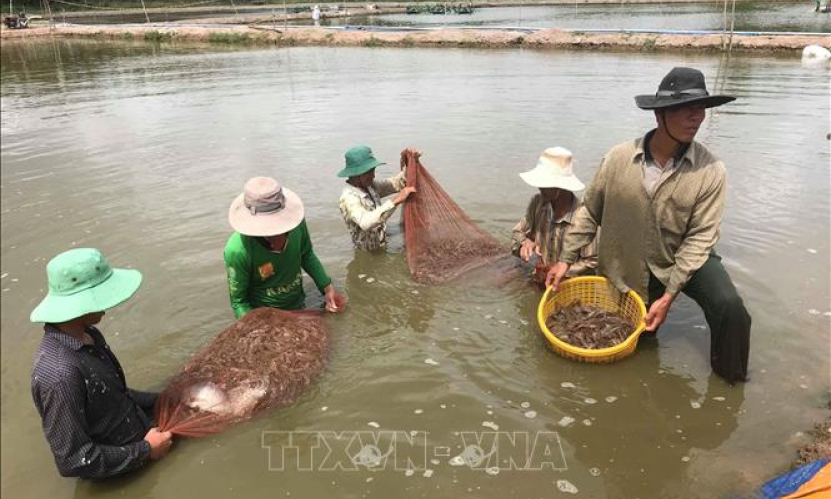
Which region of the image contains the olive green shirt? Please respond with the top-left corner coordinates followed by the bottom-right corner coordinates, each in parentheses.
top-left (560, 132), bottom-right (726, 300)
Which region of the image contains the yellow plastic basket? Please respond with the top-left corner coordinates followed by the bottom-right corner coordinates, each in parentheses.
top-left (537, 276), bottom-right (648, 364)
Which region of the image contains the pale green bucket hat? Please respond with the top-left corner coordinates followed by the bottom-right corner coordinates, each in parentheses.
top-left (336, 145), bottom-right (386, 178)
top-left (30, 248), bottom-right (142, 323)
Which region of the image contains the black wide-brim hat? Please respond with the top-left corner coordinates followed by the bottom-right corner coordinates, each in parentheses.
top-left (635, 67), bottom-right (736, 110)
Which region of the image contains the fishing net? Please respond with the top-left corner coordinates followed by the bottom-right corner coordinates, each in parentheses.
top-left (402, 150), bottom-right (505, 283)
top-left (155, 308), bottom-right (329, 438)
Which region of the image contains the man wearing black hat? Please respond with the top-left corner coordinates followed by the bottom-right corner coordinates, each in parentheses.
top-left (546, 67), bottom-right (751, 384)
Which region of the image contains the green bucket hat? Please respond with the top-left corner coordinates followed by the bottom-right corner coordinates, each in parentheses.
top-left (336, 145), bottom-right (386, 178)
top-left (30, 248), bottom-right (142, 323)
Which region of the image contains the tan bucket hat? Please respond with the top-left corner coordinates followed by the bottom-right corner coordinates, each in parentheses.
top-left (228, 177), bottom-right (305, 236)
top-left (519, 147), bottom-right (585, 192)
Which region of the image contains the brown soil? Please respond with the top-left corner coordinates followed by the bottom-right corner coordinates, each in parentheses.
top-left (2, 25), bottom-right (828, 54)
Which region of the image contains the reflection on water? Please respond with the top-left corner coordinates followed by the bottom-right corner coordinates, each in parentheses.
top-left (328, 2), bottom-right (831, 32)
top-left (1, 40), bottom-right (829, 499)
top-left (66, 1), bottom-right (831, 32)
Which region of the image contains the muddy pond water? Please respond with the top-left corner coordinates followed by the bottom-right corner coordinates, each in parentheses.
top-left (1, 41), bottom-right (829, 498)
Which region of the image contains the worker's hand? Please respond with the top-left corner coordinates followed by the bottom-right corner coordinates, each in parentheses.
top-left (544, 262), bottom-right (571, 290)
top-left (519, 238), bottom-right (540, 262)
top-left (393, 186), bottom-right (417, 205)
top-left (144, 428), bottom-right (173, 460)
top-left (645, 293), bottom-right (674, 332)
top-left (324, 284), bottom-right (346, 313)
top-left (400, 148), bottom-right (421, 170)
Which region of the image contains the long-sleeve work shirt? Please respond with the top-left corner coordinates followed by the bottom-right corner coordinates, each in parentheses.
top-left (31, 325), bottom-right (156, 479)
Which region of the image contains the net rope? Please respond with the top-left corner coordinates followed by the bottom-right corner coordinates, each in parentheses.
top-left (402, 149), bottom-right (505, 283)
top-left (155, 307), bottom-right (329, 438)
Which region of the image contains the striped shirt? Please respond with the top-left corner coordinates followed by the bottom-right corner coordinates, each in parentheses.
top-left (31, 325), bottom-right (155, 479)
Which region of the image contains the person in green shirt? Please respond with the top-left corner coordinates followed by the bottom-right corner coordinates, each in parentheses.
top-left (224, 177), bottom-right (345, 318)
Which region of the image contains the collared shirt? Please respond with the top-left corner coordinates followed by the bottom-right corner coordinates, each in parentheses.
top-left (31, 325), bottom-right (155, 479)
top-left (339, 170), bottom-right (407, 252)
top-left (560, 130), bottom-right (726, 299)
top-left (511, 193), bottom-right (598, 277)
top-left (224, 219), bottom-right (332, 318)
top-left (642, 130), bottom-right (687, 196)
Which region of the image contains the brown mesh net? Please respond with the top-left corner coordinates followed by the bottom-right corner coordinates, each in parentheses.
top-left (402, 150), bottom-right (505, 283)
top-left (155, 308), bottom-right (329, 438)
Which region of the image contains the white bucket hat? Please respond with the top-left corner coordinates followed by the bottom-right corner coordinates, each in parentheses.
top-left (519, 147), bottom-right (585, 192)
top-left (228, 177), bottom-right (305, 236)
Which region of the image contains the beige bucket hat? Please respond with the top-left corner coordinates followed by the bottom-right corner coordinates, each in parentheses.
top-left (228, 177), bottom-right (305, 236)
top-left (519, 147), bottom-right (585, 192)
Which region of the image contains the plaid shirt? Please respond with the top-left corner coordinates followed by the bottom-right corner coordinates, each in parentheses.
top-left (31, 325), bottom-right (155, 479)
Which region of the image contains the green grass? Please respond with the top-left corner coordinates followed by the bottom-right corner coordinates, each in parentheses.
top-left (642, 37), bottom-right (657, 51)
top-left (143, 30), bottom-right (173, 42)
top-left (207, 32), bottom-right (253, 44)
top-left (362, 36), bottom-right (384, 47)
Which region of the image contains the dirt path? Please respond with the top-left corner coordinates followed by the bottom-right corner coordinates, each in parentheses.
top-left (2, 24), bottom-right (828, 54)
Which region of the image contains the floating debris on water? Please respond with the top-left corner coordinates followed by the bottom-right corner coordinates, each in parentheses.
top-left (486, 410), bottom-right (493, 415)
top-left (605, 396), bottom-right (617, 403)
top-left (713, 397), bottom-right (726, 402)
top-left (800, 384), bottom-right (809, 389)
top-left (546, 302), bottom-right (635, 349)
top-left (561, 382), bottom-right (576, 389)
top-left (449, 456), bottom-right (466, 466)
top-left (807, 248), bottom-right (818, 254)
top-left (358, 274), bottom-right (366, 279)
top-left (424, 358), bottom-right (439, 366)
top-left (582, 419), bottom-right (593, 426)
top-left (690, 401), bottom-right (701, 409)
top-left (430, 459), bottom-right (440, 466)
top-left (405, 469), bottom-right (415, 477)
top-left (0, 273), bottom-right (7, 279)
top-left (321, 406), bottom-right (328, 412)
top-left (440, 404), bottom-right (446, 409)
top-left (423, 469), bottom-right (434, 478)
top-left (365, 277), bottom-right (375, 283)
top-left (482, 421), bottom-right (499, 431)
top-left (411, 290), bottom-right (419, 295)
top-left (452, 327), bottom-right (460, 331)
top-left (693, 325), bottom-right (707, 329)
top-left (681, 456), bottom-right (691, 462)
top-left (499, 320), bottom-right (508, 324)
top-left (558, 417), bottom-right (576, 427)
top-left (365, 477), bottom-right (373, 483)
top-left (485, 314), bottom-right (494, 320)
top-left (519, 319), bottom-right (529, 326)
top-left (520, 401), bottom-right (530, 409)
top-left (556, 479), bottom-right (579, 494)
top-left (367, 421), bottom-right (380, 428)
top-left (414, 409), bottom-right (424, 414)
top-left (808, 309), bottom-right (821, 315)
top-left (524, 410), bottom-right (537, 419)
top-left (485, 467), bottom-right (500, 476)
top-left (584, 398), bottom-right (597, 405)
top-left (589, 467), bottom-right (601, 476)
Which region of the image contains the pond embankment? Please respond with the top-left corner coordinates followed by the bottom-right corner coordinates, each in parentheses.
top-left (2, 24), bottom-right (828, 53)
